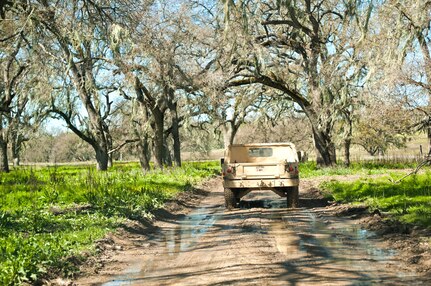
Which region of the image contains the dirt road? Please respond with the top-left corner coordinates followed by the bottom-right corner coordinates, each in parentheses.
top-left (75, 178), bottom-right (430, 285)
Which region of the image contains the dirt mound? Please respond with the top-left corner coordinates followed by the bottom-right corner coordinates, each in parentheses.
top-left (299, 181), bottom-right (331, 207)
top-left (389, 235), bottom-right (431, 273)
top-left (359, 215), bottom-right (431, 274)
top-left (333, 204), bottom-right (369, 217)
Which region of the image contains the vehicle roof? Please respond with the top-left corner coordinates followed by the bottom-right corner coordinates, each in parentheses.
top-left (229, 142), bottom-right (295, 147)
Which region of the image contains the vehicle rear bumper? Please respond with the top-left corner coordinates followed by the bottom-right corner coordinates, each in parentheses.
top-left (223, 178), bottom-right (299, 188)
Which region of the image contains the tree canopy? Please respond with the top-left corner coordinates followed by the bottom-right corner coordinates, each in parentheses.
top-left (0, 0), bottom-right (427, 170)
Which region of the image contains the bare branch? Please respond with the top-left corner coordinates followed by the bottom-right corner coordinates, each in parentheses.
top-left (226, 75), bottom-right (311, 108)
top-left (108, 139), bottom-right (140, 154)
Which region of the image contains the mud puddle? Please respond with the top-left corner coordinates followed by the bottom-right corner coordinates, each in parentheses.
top-left (162, 206), bottom-right (221, 255)
top-left (102, 205), bottom-right (222, 285)
top-left (101, 190), bottom-right (426, 285)
top-left (268, 206), bottom-right (423, 284)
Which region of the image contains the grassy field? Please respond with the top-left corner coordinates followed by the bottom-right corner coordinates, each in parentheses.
top-left (0, 162), bottom-right (219, 285)
top-left (299, 160), bottom-right (419, 178)
top-left (315, 160), bottom-right (431, 229)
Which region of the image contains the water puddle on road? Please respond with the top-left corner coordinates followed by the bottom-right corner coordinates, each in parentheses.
top-left (102, 206), bottom-right (221, 286)
top-left (269, 208), bottom-right (420, 284)
top-left (163, 206), bottom-right (220, 255)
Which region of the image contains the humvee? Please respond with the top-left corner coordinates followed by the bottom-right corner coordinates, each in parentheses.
top-left (221, 143), bottom-right (299, 209)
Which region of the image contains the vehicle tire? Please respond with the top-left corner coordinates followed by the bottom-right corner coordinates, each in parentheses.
top-left (224, 188), bottom-right (236, 209)
top-left (286, 186), bottom-right (299, 208)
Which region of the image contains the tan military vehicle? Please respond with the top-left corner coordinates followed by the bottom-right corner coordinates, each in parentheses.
top-left (221, 143), bottom-right (299, 209)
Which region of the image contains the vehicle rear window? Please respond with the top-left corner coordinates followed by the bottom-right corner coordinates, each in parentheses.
top-left (248, 148), bottom-right (273, 157)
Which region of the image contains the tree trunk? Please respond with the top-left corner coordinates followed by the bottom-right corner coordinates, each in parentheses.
top-left (223, 127), bottom-right (230, 148)
top-left (428, 119), bottom-right (431, 155)
top-left (344, 138), bottom-right (351, 167)
top-left (304, 105), bottom-right (337, 166)
top-left (222, 123), bottom-right (238, 149)
top-left (11, 139), bottom-right (20, 167)
top-left (0, 116), bottom-right (9, 173)
top-left (137, 138), bottom-right (151, 171)
top-left (312, 127), bottom-right (337, 166)
top-left (108, 155), bottom-right (113, 168)
top-left (169, 102), bottom-right (181, 167)
top-left (95, 147), bottom-right (109, 171)
top-left (153, 110), bottom-right (164, 169)
top-left (10, 125), bottom-right (20, 167)
top-left (343, 115), bottom-right (353, 167)
top-left (163, 139), bottom-right (173, 167)
top-left (0, 134), bottom-right (9, 173)
top-left (106, 131), bottom-right (113, 168)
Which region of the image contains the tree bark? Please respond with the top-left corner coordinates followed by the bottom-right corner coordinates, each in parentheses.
top-left (0, 135), bottom-right (9, 173)
top-left (311, 127), bottom-right (336, 166)
top-left (343, 113), bottom-right (353, 166)
top-left (153, 109), bottom-right (164, 169)
top-left (95, 146), bottom-right (109, 171)
top-left (222, 126), bottom-right (231, 148)
top-left (86, 120), bottom-right (110, 171)
top-left (222, 123), bottom-right (239, 149)
top-left (0, 115), bottom-right (9, 172)
top-left (11, 136), bottom-right (20, 167)
top-left (137, 137), bottom-right (151, 171)
top-left (133, 76), bottom-right (167, 170)
top-left (427, 117), bottom-right (431, 154)
top-left (303, 104), bottom-right (337, 166)
top-left (344, 138), bottom-right (351, 167)
top-left (163, 139), bottom-right (173, 167)
top-left (169, 101), bottom-right (182, 167)
top-left (137, 104), bottom-right (152, 171)
top-left (108, 155), bottom-right (113, 168)
top-left (106, 132), bottom-right (113, 168)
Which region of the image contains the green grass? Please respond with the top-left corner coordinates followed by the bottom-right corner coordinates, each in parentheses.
top-left (321, 172), bottom-right (431, 228)
top-left (0, 161), bottom-right (219, 285)
top-left (299, 160), bottom-right (419, 178)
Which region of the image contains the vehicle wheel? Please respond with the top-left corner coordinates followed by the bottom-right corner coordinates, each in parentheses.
top-left (286, 186), bottom-right (299, 208)
top-left (224, 188), bottom-right (236, 209)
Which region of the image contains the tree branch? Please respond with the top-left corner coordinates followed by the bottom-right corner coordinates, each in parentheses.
top-left (108, 139), bottom-right (140, 154)
top-left (48, 108), bottom-right (96, 147)
top-left (226, 75), bottom-right (311, 108)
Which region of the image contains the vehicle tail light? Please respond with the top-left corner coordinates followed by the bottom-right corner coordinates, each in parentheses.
top-left (286, 163), bottom-right (299, 174)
